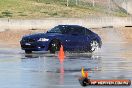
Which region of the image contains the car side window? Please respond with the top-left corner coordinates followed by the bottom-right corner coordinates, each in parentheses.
top-left (75, 27), bottom-right (85, 35)
top-left (61, 26), bottom-right (70, 34)
top-left (48, 26), bottom-right (61, 33)
top-left (63, 27), bottom-right (75, 34)
top-left (68, 26), bottom-right (85, 35)
top-left (68, 27), bottom-right (76, 34)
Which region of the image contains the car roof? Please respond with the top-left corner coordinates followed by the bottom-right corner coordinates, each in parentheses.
top-left (58, 25), bottom-right (84, 28)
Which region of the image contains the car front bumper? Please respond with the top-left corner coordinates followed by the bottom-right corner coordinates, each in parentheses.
top-left (20, 41), bottom-right (49, 51)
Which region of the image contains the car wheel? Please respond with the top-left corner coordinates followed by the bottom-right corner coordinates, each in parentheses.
top-left (49, 40), bottom-right (60, 54)
top-left (25, 50), bottom-right (32, 54)
top-left (89, 40), bottom-right (99, 52)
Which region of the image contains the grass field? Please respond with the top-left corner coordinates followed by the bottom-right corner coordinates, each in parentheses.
top-left (0, 0), bottom-right (128, 19)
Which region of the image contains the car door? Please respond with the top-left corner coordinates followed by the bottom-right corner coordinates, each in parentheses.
top-left (63, 26), bottom-right (87, 51)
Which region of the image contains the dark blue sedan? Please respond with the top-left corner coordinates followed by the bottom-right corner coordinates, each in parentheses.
top-left (20, 25), bottom-right (102, 54)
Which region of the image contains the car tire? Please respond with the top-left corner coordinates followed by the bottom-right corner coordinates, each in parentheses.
top-left (25, 50), bottom-right (32, 54)
top-left (49, 40), bottom-right (60, 54)
top-left (89, 40), bottom-right (99, 52)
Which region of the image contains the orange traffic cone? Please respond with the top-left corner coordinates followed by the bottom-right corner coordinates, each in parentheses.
top-left (85, 71), bottom-right (88, 78)
top-left (58, 45), bottom-right (65, 64)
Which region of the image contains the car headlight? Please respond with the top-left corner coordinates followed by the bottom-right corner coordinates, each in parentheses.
top-left (38, 38), bottom-right (49, 42)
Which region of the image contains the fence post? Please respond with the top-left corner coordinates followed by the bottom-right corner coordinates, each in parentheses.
top-left (76, 0), bottom-right (78, 5)
top-left (37, 0), bottom-right (39, 2)
top-left (92, 0), bottom-right (95, 7)
top-left (124, 0), bottom-right (128, 15)
top-left (108, 0), bottom-right (111, 15)
top-left (67, 0), bottom-right (69, 6)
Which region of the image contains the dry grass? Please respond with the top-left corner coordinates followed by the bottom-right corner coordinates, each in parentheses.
top-left (0, 0), bottom-right (128, 19)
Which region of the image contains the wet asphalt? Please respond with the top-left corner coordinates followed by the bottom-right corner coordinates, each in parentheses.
top-left (0, 29), bottom-right (132, 88)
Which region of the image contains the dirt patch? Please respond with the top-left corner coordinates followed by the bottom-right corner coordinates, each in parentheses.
top-left (0, 29), bottom-right (46, 48)
top-left (118, 27), bottom-right (132, 42)
top-left (91, 28), bottom-right (109, 43)
top-left (92, 27), bottom-right (132, 43)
